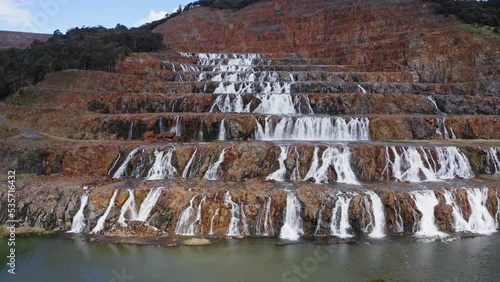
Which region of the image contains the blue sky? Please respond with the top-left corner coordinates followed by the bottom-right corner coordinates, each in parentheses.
top-left (0, 0), bottom-right (192, 34)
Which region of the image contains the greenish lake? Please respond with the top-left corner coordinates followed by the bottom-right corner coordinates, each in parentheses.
top-left (1, 235), bottom-right (499, 281)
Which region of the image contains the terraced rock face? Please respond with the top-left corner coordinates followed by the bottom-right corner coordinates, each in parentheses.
top-left (0, 0), bottom-right (499, 241)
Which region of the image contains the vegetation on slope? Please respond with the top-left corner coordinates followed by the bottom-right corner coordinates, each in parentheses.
top-left (0, 25), bottom-right (165, 100)
top-left (427, 0), bottom-right (500, 28)
top-left (140, 0), bottom-right (269, 31)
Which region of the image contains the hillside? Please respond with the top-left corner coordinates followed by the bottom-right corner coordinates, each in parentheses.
top-left (154, 0), bottom-right (499, 83)
top-left (0, 30), bottom-right (51, 50)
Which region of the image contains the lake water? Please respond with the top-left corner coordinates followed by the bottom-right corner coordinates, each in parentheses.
top-left (1, 235), bottom-right (499, 282)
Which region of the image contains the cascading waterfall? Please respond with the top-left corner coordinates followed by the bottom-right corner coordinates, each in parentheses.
top-left (393, 195), bottom-right (405, 233)
top-left (330, 193), bottom-right (355, 238)
top-left (107, 153), bottom-right (121, 176)
top-left (443, 188), bottom-right (497, 234)
top-left (486, 147), bottom-right (500, 174)
top-left (290, 147), bottom-right (302, 181)
top-left (434, 147), bottom-right (474, 179)
top-left (357, 84), bottom-right (367, 94)
top-left (303, 147), bottom-right (359, 184)
top-left (411, 190), bottom-right (447, 238)
top-left (280, 191), bottom-right (303, 241)
top-left (383, 147), bottom-right (437, 182)
top-left (314, 202), bottom-right (326, 236)
top-left (209, 208), bottom-right (220, 235)
top-left (117, 189), bottom-right (138, 227)
top-left (365, 191), bottom-right (386, 238)
top-left (204, 149), bottom-right (226, 180)
top-left (292, 94), bottom-right (314, 115)
top-left (137, 187), bottom-right (164, 222)
top-left (383, 146), bottom-right (473, 182)
top-left (112, 147), bottom-right (141, 179)
top-left (210, 94), bottom-right (248, 113)
top-left (175, 195), bottom-right (198, 236)
top-left (266, 146), bottom-right (290, 181)
top-left (240, 204), bottom-right (249, 235)
top-left (253, 93), bottom-right (298, 115)
top-left (91, 189), bottom-right (118, 234)
top-left (194, 196), bottom-right (206, 234)
top-left (224, 192), bottom-right (241, 236)
top-left (436, 118), bottom-right (456, 139)
top-left (218, 118), bottom-right (226, 141)
top-left (255, 117), bottom-right (370, 141)
top-left (68, 188), bottom-right (90, 233)
top-left (184, 52), bottom-right (314, 115)
top-left (256, 197), bottom-right (273, 236)
top-left (146, 149), bottom-right (177, 180)
top-left (170, 116), bottom-right (181, 137)
top-left (182, 149), bottom-right (197, 178)
top-left (465, 188), bottom-right (497, 234)
top-left (427, 95), bottom-right (443, 114)
top-left (159, 117), bottom-right (165, 133)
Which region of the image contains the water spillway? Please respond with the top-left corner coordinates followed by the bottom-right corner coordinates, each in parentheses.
top-left (60, 185), bottom-right (499, 240)
top-left (68, 188), bottom-right (90, 233)
top-left (255, 116), bottom-right (370, 141)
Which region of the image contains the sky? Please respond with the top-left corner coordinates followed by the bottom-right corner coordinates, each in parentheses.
top-left (0, 0), bottom-right (192, 34)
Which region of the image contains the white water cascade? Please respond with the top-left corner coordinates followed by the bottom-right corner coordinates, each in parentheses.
top-left (218, 118), bottom-right (226, 141)
top-left (117, 189), bottom-right (138, 227)
top-left (194, 196), bottom-right (207, 234)
top-left (290, 147), bottom-right (302, 181)
top-left (314, 202), bottom-right (326, 236)
top-left (330, 193), bottom-right (355, 238)
top-left (159, 117), bottom-right (165, 133)
top-left (182, 52), bottom-right (314, 115)
top-left (426, 95), bottom-right (443, 114)
top-left (209, 208), bottom-right (220, 235)
top-left (204, 149), bottom-right (226, 180)
top-left (107, 153), bottom-right (121, 176)
top-left (146, 149), bottom-right (177, 180)
top-left (175, 195), bottom-right (197, 236)
top-left (256, 197), bottom-right (274, 236)
top-left (255, 117), bottom-right (370, 141)
top-left (280, 191), bottom-right (303, 241)
top-left (210, 94), bottom-right (248, 113)
top-left (224, 191), bottom-right (241, 236)
top-left (137, 187), bottom-right (164, 222)
top-left (303, 147), bottom-right (359, 184)
top-left (68, 189), bottom-right (90, 233)
top-left (182, 149), bottom-right (197, 178)
top-left (465, 188), bottom-right (497, 234)
top-left (240, 204), bottom-right (249, 235)
top-left (170, 116), bottom-right (181, 137)
top-left (393, 195), bottom-right (405, 233)
top-left (486, 147), bottom-right (500, 174)
top-left (411, 190), bottom-right (448, 238)
top-left (365, 191), bottom-right (386, 238)
top-left (383, 146), bottom-right (473, 182)
top-left (357, 84), bottom-right (367, 94)
top-left (436, 118), bottom-right (456, 140)
top-left (267, 146), bottom-right (290, 181)
top-left (91, 189), bottom-right (118, 234)
top-left (113, 147), bottom-right (141, 179)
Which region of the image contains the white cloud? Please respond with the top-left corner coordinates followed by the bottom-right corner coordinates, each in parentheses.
top-left (173, 5), bottom-right (183, 13)
top-left (133, 9), bottom-right (167, 27)
top-left (0, 0), bottom-right (33, 26)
